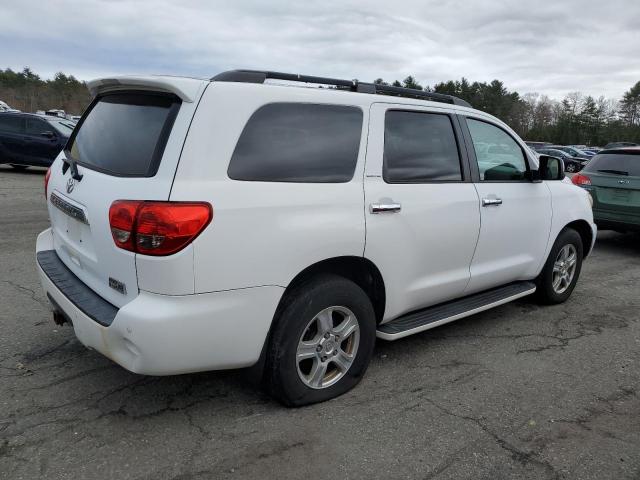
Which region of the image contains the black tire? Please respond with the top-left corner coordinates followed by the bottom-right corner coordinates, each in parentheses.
top-left (265, 274), bottom-right (376, 407)
top-left (535, 228), bottom-right (583, 304)
top-left (9, 164), bottom-right (28, 170)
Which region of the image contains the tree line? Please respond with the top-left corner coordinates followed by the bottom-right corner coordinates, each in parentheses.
top-left (376, 75), bottom-right (640, 146)
top-left (0, 67), bottom-right (89, 115)
top-left (2, 67), bottom-right (639, 146)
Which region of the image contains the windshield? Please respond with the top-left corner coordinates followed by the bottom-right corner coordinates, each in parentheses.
top-left (46, 119), bottom-right (75, 136)
top-left (583, 153), bottom-right (640, 177)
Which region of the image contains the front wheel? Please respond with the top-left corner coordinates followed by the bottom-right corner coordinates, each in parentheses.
top-left (535, 228), bottom-right (583, 304)
top-left (265, 274), bottom-right (376, 406)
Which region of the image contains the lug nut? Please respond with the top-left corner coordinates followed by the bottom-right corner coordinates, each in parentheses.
top-left (316, 345), bottom-right (322, 352)
top-left (333, 350), bottom-right (338, 356)
top-left (324, 332), bottom-right (330, 339)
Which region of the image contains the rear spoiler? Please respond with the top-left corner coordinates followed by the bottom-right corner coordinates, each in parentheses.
top-left (87, 76), bottom-right (206, 103)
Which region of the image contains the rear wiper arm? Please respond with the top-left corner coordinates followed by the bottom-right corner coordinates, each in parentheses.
top-left (61, 151), bottom-right (83, 181)
top-left (597, 169), bottom-right (628, 176)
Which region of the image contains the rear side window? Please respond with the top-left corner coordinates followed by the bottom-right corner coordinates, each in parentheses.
top-left (228, 103), bottom-right (363, 182)
top-left (384, 111), bottom-right (462, 183)
top-left (68, 92), bottom-right (180, 177)
top-left (584, 153), bottom-right (640, 176)
top-left (0, 115), bottom-right (23, 133)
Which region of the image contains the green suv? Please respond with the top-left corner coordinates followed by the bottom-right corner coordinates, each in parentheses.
top-left (572, 147), bottom-right (640, 232)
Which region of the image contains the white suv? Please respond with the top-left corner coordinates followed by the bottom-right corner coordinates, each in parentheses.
top-left (36, 70), bottom-right (596, 406)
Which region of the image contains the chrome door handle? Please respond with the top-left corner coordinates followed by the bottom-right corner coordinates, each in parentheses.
top-left (482, 197), bottom-right (503, 207)
top-left (370, 203), bottom-right (402, 214)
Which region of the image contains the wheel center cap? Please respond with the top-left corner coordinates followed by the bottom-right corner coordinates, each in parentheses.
top-left (323, 339), bottom-right (335, 353)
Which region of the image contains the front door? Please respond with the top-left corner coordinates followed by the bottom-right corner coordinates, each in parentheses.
top-left (25, 117), bottom-right (60, 165)
top-left (364, 103), bottom-right (481, 322)
top-left (461, 116), bottom-right (552, 293)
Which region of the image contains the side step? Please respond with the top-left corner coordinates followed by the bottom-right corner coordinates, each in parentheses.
top-left (377, 281), bottom-right (536, 340)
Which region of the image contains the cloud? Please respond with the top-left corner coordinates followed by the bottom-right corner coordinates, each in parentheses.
top-left (0, 0), bottom-right (638, 99)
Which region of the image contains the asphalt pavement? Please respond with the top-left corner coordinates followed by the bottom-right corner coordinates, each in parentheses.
top-left (1, 165), bottom-right (639, 480)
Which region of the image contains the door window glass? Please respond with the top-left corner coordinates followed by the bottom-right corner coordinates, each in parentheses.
top-left (467, 118), bottom-right (527, 181)
top-left (384, 111), bottom-right (462, 183)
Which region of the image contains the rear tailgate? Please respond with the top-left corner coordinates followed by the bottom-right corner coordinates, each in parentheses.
top-left (45, 76), bottom-right (207, 308)
top-left (585, 152), bottom-right (640, 222)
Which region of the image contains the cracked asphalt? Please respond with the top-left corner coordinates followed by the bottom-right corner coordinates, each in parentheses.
top-left (1, 165), bottom-right (639, 480)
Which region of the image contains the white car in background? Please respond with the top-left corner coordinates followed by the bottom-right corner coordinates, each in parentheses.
top-left (0, 100), bottom-right (19, 112)
top-left (36, 70), bottom-right (596, 406)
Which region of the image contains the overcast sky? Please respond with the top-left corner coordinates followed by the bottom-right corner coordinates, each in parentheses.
top-left (1, 0), bottom-right (639, 100)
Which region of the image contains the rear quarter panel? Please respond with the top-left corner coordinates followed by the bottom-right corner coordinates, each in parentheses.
top-left (170, 82), bottom-right (370, 293)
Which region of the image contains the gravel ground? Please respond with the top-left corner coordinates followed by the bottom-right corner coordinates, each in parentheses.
top-left (1, 165), bottom-right (639, 480)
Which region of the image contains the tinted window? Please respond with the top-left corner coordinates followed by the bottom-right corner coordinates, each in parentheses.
top-left (25, 118), bottom-right (50, 135)
top-left (228, 103), bottom-right (362, 182)
top-left (69, 93), bottom-right (180, 177)
top-left (383, 111), bottom-right (462, 182)
top-left (583, 153), bottom-right (640, 177)
top-left (0, 115), bottom-right (23, 133)
top-left (467, 118), bottom-right (527, 181)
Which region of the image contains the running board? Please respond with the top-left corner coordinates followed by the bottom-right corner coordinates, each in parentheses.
top-left (376, 281), bottom-right (536, 340)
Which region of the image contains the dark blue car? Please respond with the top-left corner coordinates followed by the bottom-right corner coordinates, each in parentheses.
top-left (0, 112), bottom-right (75, 169)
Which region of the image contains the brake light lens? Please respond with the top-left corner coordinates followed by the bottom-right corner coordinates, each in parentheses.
top-left (572, 173), bottom-right (591, 186)
top-left (44, 167), bottom-right (51, 199)
top-left (109, 201), bottom-right (212, 256)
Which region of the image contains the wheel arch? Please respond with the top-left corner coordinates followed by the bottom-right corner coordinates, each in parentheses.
top-left (280, 256), bottom-right (386, 325)
top-left (564, 219), bottom-right (594, 258)
top-left (247, 256), bottom-right (386, 383)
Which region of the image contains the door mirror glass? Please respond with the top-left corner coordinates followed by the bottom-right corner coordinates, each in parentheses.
top-left (538, 155), bottom-right (565, 181)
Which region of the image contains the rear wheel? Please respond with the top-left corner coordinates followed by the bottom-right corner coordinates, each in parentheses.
top-left (565, 163), bottom-right (577, 173)
top-left (535, 228), bottom-right (583, 304)
top-left (265, 274), bottom-right (376, 406)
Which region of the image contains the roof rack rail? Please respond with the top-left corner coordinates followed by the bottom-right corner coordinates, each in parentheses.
top-left (211, 70), bottom-right (472, 108)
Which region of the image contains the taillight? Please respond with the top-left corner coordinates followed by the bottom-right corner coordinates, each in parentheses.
top-left (572, 173), bottom-right (591, 186)
top-left (109, 201), bottom-right (212, 256)
top-left (44, 167), bottom-right (52, 199)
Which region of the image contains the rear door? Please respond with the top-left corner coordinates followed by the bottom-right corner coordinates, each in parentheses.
top-left (24, 117), bottom-right (60, 165)
top-left (45, 88), bottom-right (200, 307)
top-left (364, 103), bottom-right (481, 321)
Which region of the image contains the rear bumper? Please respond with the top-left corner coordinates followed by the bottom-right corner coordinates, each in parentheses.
top-left (36, 228), bottom-right (284, 375)
top-left (593, 209), bottom-right (640, 232)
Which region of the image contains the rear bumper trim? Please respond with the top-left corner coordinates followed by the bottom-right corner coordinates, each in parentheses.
top-left (37, 249), bottom-right (118, 326)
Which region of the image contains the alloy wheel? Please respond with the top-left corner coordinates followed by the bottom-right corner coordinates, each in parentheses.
top-left (552, 244), bottom-right (578, 294)
top-left (296, 306), bottom-right (360, 389)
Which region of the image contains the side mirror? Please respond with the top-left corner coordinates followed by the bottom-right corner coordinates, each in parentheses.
top-left (41, 131), bottom-right (56, 139)
top-left (538, 154), bottom-right (565, 181)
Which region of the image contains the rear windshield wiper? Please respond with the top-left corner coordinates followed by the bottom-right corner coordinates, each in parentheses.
top-left (597, 169), bottom-right (628, 176)
top-left (61, 151), bottom-right (83, 181)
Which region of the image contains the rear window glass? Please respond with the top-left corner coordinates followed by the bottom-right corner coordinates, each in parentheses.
top-left (584, 153), bottom-right (640, 177)
top-left (69, 93), bottom-right (180, 177)
top-left (228, 103), bottom-right (363, 183)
